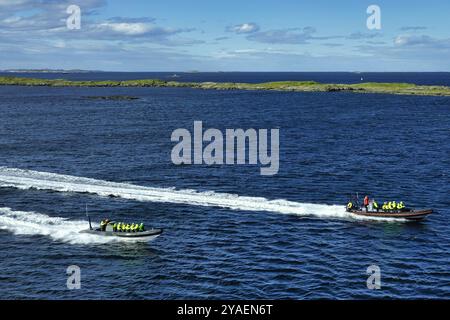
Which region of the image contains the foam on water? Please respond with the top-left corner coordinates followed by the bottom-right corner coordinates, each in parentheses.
top-left (0, 207), bottom-right (121, 244)
top-left (0, 167), bottom-right (404, 222)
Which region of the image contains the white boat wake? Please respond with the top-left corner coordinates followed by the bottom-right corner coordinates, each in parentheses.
top-left (0, 207), bottom-right (118, 244)
top-left (0, 167), bottom-right (403, 222)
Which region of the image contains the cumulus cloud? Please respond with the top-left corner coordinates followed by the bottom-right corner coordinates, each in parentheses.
top-left (352, 33), bottom-right (450, 70)
top-left (226, 22), bottom-right (259, 34)
top-left (393, 34), bottom-right (450, 48)
top-left (92, 21), bottom-right (179, 37)
top-left (78, 20), bottom-right (201, 46)
top-left (0, 0), bottom-right (105, 31)
top-left (247, 27), bottom-right (310, 44)
top-left (246, 26), bottom-right (332, 44)
top-left (0, 1), bottom-right (200, 46)
top-left (106, 16), bottom-right (156, 24)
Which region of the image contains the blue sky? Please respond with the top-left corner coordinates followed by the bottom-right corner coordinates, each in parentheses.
top-left (1, 0), bottom-right (449, 71)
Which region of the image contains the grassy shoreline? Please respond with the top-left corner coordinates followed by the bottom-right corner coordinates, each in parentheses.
top-left (1, 76), bottom-right (450, 96)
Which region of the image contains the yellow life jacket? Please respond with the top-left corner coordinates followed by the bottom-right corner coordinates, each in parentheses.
top-left (347, 202), bottom-right (353, 209)
top-left (373, 201), bottom-right (378, 208)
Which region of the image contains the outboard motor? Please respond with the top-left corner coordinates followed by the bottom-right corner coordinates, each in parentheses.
top-left (87, 214), bottom-right (93, 230)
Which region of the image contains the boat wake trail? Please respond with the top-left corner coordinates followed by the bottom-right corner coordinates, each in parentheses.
top-left (0, 167), bottom-right (401, 222)
top-left (0, 207), bottom-right (118, 244)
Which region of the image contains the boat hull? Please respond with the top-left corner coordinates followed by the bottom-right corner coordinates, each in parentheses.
top-left (80, 228), bottom-right (163, 242)
top-left (349, 209), bottom-right (433, 220)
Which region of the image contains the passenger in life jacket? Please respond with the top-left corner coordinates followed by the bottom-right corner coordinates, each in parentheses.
top-left (382, 202), bottom-right (388, 211)
top-left (347, 202), bottom-right (353, 211)
top-left (397, 201), bottom-right (405, 210)
top-left (139, 223), bottom-right (145, 232)
top-left (100, 219), bottom-right (110, 231)
top-left (373, 200), bottom-right (379, 212)
top-left (363, 195), bottom-right (369, 212)
top-left (387, 201), bottom-right (393, 211)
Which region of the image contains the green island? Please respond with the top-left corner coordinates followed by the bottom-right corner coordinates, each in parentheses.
top-left (1, 76), bottom-right (450, 96)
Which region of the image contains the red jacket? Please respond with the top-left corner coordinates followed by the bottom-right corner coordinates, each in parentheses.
top-left (363, 196), bottom-right (369, 206)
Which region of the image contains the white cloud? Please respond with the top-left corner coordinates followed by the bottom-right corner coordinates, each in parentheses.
top-left (226, 22), bottom-right (259, 34)
top-left (97, 22), bottom-right (153, 36)
top-left (394, 34), bottom-right (450, 48)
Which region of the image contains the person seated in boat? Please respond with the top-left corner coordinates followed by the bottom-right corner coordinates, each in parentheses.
top-left (100, 219), bottom-right (110, 231)
top-left (130, 223), bottom-right (137, 232)
top-left (139, 223), bottom-right (145, 232)
top-left (346, 201), bottom-right (353, 211)
top-left (387, 201), bottom-right (398, 212)
top-left (397, 201), bottom-right (405, 211)
top-left (373, 200), bottom-right (379, 212)
top-left (387, 201), bottom-right (393, 211)
top-left (382, 202), bottom-right (388, 211)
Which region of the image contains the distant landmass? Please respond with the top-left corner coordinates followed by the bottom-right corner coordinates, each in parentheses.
top-left (1, 69), bottom-right (103, 73)
top-left (1, 76), bottom-right (450, 96)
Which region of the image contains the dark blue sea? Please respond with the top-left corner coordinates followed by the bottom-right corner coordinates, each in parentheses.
top-left (0, 72), bottom-right (449, 299)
